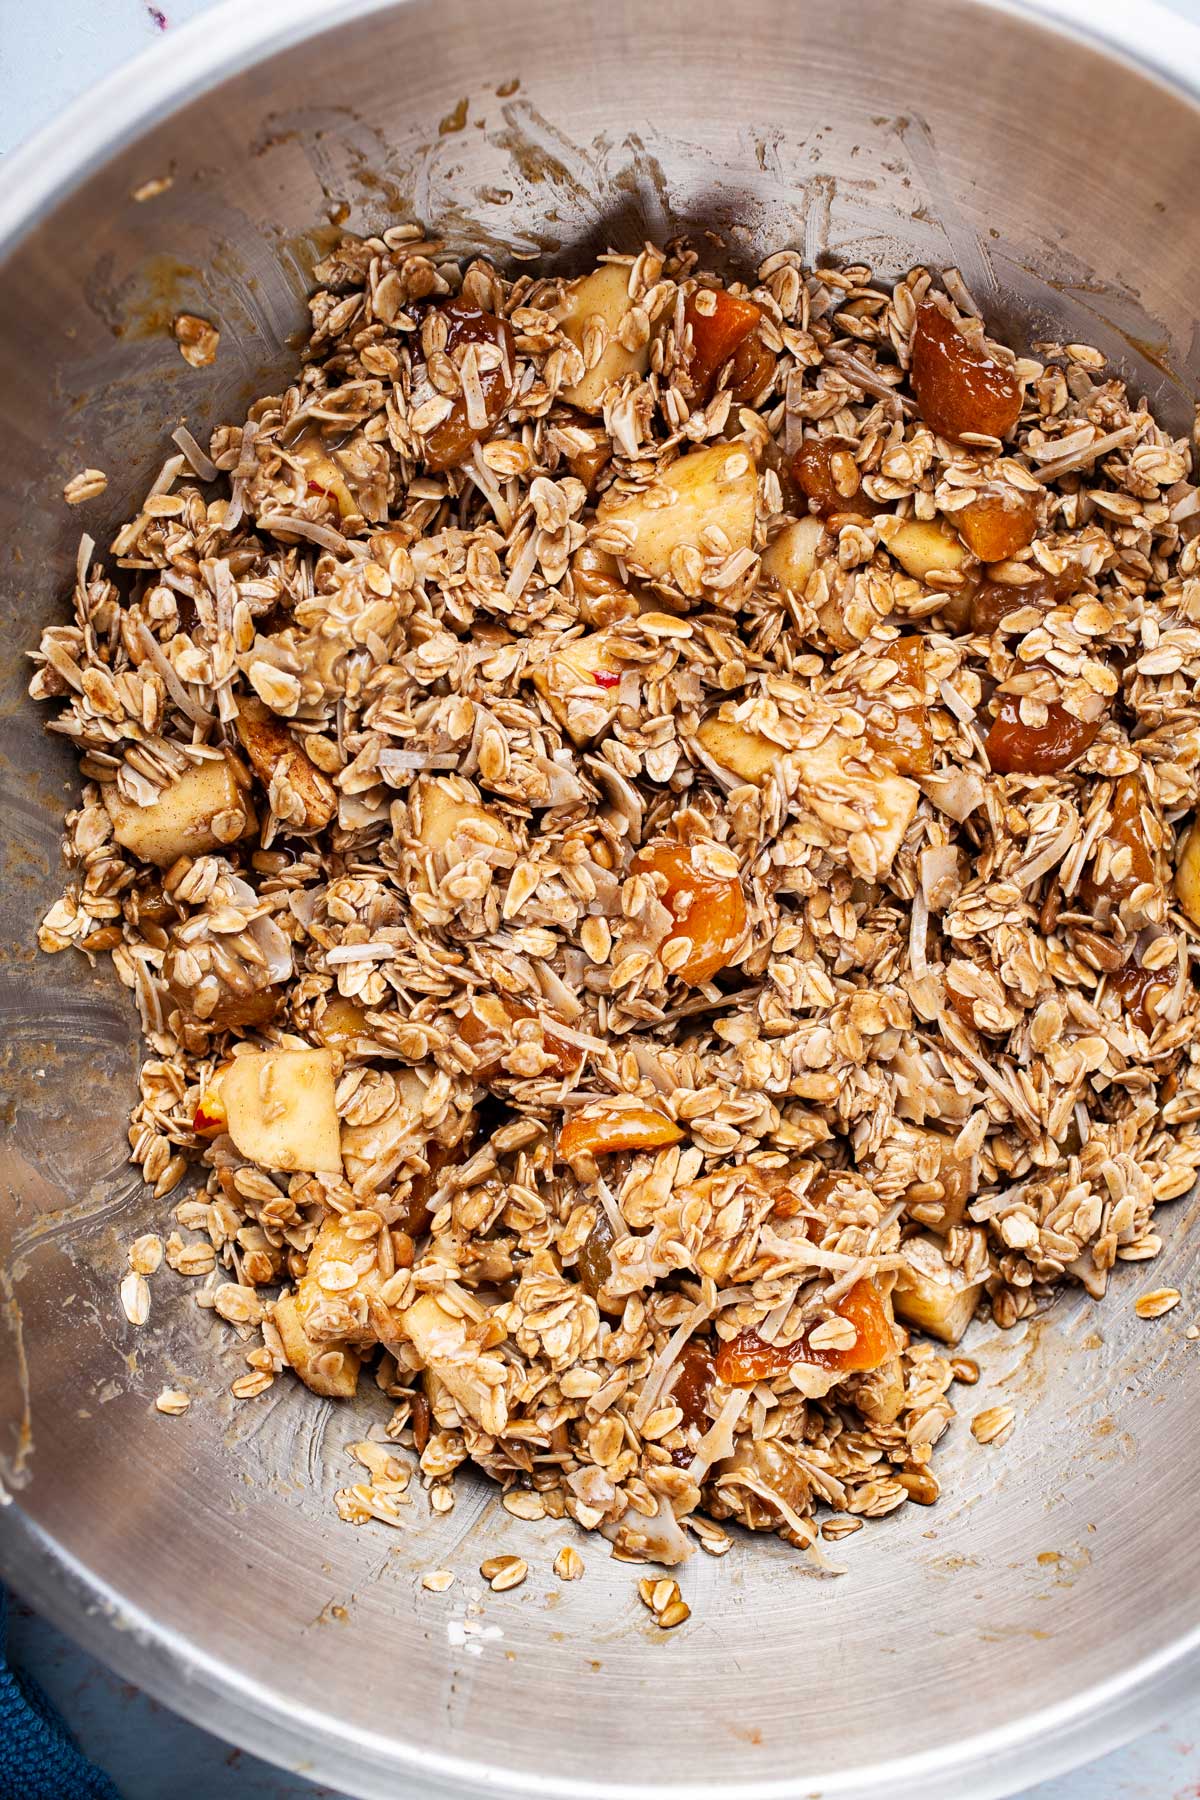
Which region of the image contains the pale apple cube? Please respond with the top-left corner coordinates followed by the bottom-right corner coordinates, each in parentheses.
top-left (219, 1047), bottom-right (342, 1174)
top-left (105, 755), bottom-right (253, 867)
top-left (599, 444), bottom-right (756, 582)
top-left (557, 263), bottom-right (650, 412)
top-left (894, 1235), bottom-right (986, 1345)
top-left (273, 1292), bottom-right (360, 1398)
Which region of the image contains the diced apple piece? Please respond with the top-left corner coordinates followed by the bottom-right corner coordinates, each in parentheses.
top-left (696, 715), bottom-right (777, 785)
top-left (854, 1354), bottom-right (907, 1426)
top-left (234, 697), bottom-right (336, 831)
top-left (273, 1292), bottom-right (360, 1398)
top-left (290, 430), bottom-right (357, 518)
top-left (599, 444), bottom-right (756, 583)
top-left (529, 630), bottom-right (622, 745)
top-left (413, 778), bottom-right (516, 861)
top-left (296, 1213), bottom-right (400, 1344)
top-left (104, 755), bottom-right (254, 868)
top-left (219, 1047), bottom-right (342, 1174)
top-left (894, 1235), bottom-right (986, 1345)
top-left (880, 516), bottom-right (971, 583)
top-left (761, 516), bottom-right (827, 594)
top-left (401, 1293), bottom-right (507, 1435)
top-left (1175, 817), bottom-right (1200, 927)
top-left (557, 263), bottom-right (650, 412)
top-left (802, 729), bottom-right (920, 877)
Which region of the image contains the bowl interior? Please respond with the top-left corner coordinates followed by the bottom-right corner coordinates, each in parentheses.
top-left (3, 3), bottom-right (1200, 1797)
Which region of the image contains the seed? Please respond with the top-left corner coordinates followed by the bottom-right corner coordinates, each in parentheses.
top-left (155, 1388), bottom-right (190, 1415)
top-left (481, 1554), bottom-right (527, 1592)
top-left (120, 1271), bottom-right (150, 1326)
top-left (897, 1468), bottom-right (940, 1505)
top-left (421, 1569), bottom-right (455, 1593)
top-left (1135, 1288), bottom-right (1181, 1319)
top-left (553, 1545), bottom-right (584, 1581)
top-left (230, 1371), bottom-right (274, 1399)
top-left (971, 1404), bottom-right (1016, 1446)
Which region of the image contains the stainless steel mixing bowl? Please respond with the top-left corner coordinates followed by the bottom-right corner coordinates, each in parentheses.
top-left (3, 1), bottom-right (1200, 1794)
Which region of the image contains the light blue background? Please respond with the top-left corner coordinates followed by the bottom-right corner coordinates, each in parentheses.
top-left (3, 4), bottom-right (1198, 1796)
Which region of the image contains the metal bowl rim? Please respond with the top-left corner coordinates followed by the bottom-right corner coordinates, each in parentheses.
top-left (5, 0), bottom-right (1200, 1793)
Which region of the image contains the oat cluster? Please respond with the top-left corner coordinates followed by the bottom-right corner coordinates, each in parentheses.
top-left (32, 225), bottom-right (1200, 1564)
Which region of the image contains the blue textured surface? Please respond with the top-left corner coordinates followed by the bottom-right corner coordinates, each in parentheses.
top-left (2, 5), bottom-right (1200, 1799)
top-left (1, 1590), bottom-right (122, 1800)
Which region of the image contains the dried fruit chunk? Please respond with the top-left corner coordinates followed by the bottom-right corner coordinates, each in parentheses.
top-left (910, 302), bottom-right (1022, 442)
top-left (458, 992), bottom-right (583, 1086)
top-left (529, 631), bottom-right (623, 745)
top-left (1176, 817), bottom-right (1200, 926)
top-left (598, 443), bottom-right (756, 582)
top-left (559, 1102), bottom-right (683, 1160)
top-left (955, 486), bottom-right (1038, 562)
top-left (893, 1235), bottom-right (985, 1344)
top-left (632, 839), bottom-right (747, 983)
top-left (985, 683), bottom-right (1103, 775)
top-left (761, 517), bottom-right (826, 594)
top-left (880, 515), bottom-right (972, 583)
top-left (728, 330), bottom-right (776, 405)
top-left (235, 696), bottom-right (337, 831)
top-left (219, 1047), bottom-right (342, 1174)
top-left (1082, 774), bottom-right (1157, 907)
top-left (670, 1340), bottom-right (716, 1432)
top-left (577, 1208), bottom-right (616, 1299)
top-left (273, 1292), bottom-right (360, 1398)
top-left (969, 561), bottom-right (1083, 634)
top-left (715, 1278), bottom-right (898, 1382)
top-left (1109, 959), bottom-right (1172, 1031)
top-left (859, 636), bottom-right (933, 777)
top-left (104, 755), bottom-right (254, 867)
top-left (683, 288), bottom-right (762, 397)
top-left (422, 298), bottom-right (515, 471)
top-left (791, 436), bottom-right (879, 520)
top-left (558, 263), bottom-right (650, 412)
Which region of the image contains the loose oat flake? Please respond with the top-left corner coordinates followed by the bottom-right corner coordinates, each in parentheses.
top-left (32, 228), bottom-right (1200, 1571)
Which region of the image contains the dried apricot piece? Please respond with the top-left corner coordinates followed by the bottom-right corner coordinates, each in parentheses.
top-left (559, 1102), bottom-right (683, 1160)
top-left (1109, 959), bottom-right (1172, 1032)
top-left (861, 636), bottom-right (934, 777)
top-left (791, 436), bottom-right (878, 520)
top-left (458, 993), bottom-right (582, 1085)
top-left (985, 681), bottom-right (1102, 776)
top-left (632, 840), bottom-right (747, 985)
top-left (956, 486), bottom-right (1038, 562)
top-left (1082, 775), bottom-right (1158, 907)
top-left (911, 302), bottom-right (1022, 443)
top-left (970, 561), bottom-right (1084, 634)
top-left (683, 289), bottom-right (763, 397)
top-left (728, 329), bottom-right (776, 404)
top-left (714, 1278), bottom-right (897, 1382)
top-left (422, 298), bottom-right (515, 471)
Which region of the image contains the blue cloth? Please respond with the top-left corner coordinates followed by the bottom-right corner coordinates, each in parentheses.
top-left (0, 1588), bottom-right (122, 1800)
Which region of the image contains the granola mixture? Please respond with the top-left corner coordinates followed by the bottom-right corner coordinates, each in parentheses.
top-left (30, 230), bottom-right (1200, 1565)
